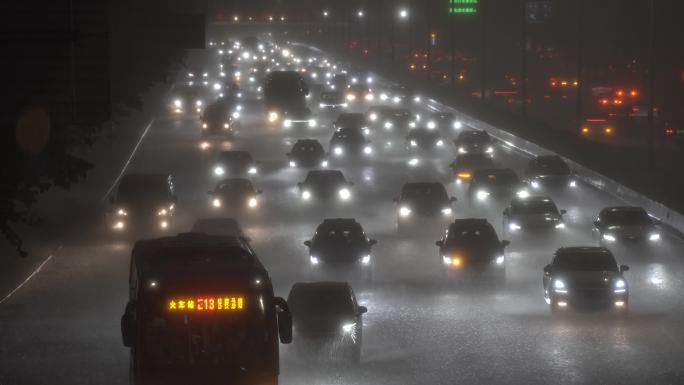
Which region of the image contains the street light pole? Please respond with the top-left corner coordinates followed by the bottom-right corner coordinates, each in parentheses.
top-left (480, 0), bottom-right (487, 101)
top-left (575, 0), bottom-right (584, 123)
top-left (647, 0), bottom-right (656, 170)
top-left (450, 9), bottom-right (456, 88)
top-left (391, 0), bottom-right (396, 62)
top-left (520, 0), bottom-right (528, 117)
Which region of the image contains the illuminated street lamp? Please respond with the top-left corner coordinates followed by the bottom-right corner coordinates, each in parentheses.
top-left (399, 8), bottom-right (409, 19)
top-left (357, 10), bottom-right (365, 18)
top-left (323, 10), bottom-right (329, 17)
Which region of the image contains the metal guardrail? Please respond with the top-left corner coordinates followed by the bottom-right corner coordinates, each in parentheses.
top-left (425, 97), bottom-right (684, 235)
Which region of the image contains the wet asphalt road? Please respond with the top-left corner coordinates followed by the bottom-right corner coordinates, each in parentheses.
top-left (1, 40), bottom-right (684, 385)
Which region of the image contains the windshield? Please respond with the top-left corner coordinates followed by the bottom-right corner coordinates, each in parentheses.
top-left (289, 288), bottom-right (353, 317)
top-left (602, 209), bottom-right (652, 226)
top-left (305, 171), bottom-right (346, 185)
top-left (458, 131), bottom-right (490, 142)
top-left (337, 114), bottom-right (366, 127)
top-left (402, 185), bottom-right (448, 202)
top-left (531, 157), bottom-right (570, 174)
top-left (446, 225), bottom-right (499, 245)
top-left (216, 179), bottom-right (254, 194)
top-left (117, 177), bottom-right (169, 204)
top-left (511, 200), bottom-right (558, 215)
top-left (474, 170), bottom-right (519, 186)
top-left (553, 252), bottom-right (618, 272)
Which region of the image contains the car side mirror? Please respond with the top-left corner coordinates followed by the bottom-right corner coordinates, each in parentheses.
top-left (121, 300), bottom-right (137, 348)
top-left (449, 196), bottom-right (457, 202)
top-left (274, 297), bottom-right (292, 344)
top-left (560, 209), bottom-right (567, 215)
top-left (543, 264), bottom-right (552, 275)
top-left (369, 239), bottom-right (377, 246)
top-left (620, 265), bottom-right (630, 272)
top-left (358, 306), bottom-right (368, 315)
top-left (435, 240), bottom-right (444, 247)
top-left (501, 240), bottom-right (510, 248)
top-left (303, 240), bottom-right (312, 247)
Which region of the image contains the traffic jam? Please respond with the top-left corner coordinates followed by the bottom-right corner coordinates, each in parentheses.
top-left (112, 34), bottom-right (677, 384)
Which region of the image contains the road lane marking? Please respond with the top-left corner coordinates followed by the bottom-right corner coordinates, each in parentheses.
top-left (0, 247), bottom-right (59, 306)
top-left (101, 118), bottom-right (155, 201)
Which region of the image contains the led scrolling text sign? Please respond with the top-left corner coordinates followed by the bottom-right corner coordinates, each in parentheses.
top-left (168, 296), bottom-right (245, 312)
top-left (449, 0), bottom-right (479, 14)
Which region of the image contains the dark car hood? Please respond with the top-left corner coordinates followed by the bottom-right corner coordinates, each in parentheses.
top-left (401, 199), bottom-right (448, 215)
top-left (557, 271), bottom-right (621, 290)
top-left (510, 213), bottom-right (562, 227)
top-left (442, 244), bottom-right (500, 262)
top-left (311, 242), bottom-right (368, 263)
top-left (604, 224), bottom-right (653, 238)
top-left (294, 314), bottom-right (354, 335)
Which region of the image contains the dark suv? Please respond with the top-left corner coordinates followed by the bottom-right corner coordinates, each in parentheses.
top-left (287, 139), bottom-right (328, 169)
top-left (394, 183), bottom-right (456, 233)
top-left (593, 206), bottom-right (661, 244)
top-left (525, 155), bottom-right (577, 190)
top-left (109, 173), bottom-right (177, 233)
top-left (454, 130), bottom-right (495, 157)
top-left (435, 219), bottom-right (509, 277)
top-left (543, 247), bottom-right (630, 313)
top-left (287, 282), bottom-right (367, 363)
top-left (297, 170), bottom-right (354, 202)
top-left (304, 218), bottom-right (377, 281)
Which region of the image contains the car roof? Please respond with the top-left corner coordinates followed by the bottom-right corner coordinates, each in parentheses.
top-left (555, 246), bottom-right (612, 257)
top-left (511, 196), bottom-right (554, 204)
top-left (474, 168), bottom-right (517, 177)
top-left (120, 173), bottom-right (171, 183)
top-left (294, 139), bottom-right (321, 146)
top-left (290, 281), bottom-right (351, 294)
top-left (318, 218), bottom-right (361, 228)
top-left (451, 218), bottom-right (492, 228)
top-left (601, 206), bottom-right (645, 213)
top-left (306, 169), bottom-right (344, 178)
top-left (402, 182), bottom-right (445, 189)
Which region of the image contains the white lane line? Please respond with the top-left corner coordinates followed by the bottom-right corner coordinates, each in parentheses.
top-left (0, 247), bottom-right (59, 306)
top-left (101, 118), bottom-right (156, 201)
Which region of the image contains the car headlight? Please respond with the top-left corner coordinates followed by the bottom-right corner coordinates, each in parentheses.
top-left (214, 166), bottom-right (225, 176)
top-left (476, 190), bottom-right (490, 200)
top-left (248, 167), bottom-right (258, 174)
top-left (341, 322), bottom-right (356, 334)
top-left (603, 234), bottom-right (616, 242)
top-left (196, 100), bottom-right (203, 107)
top-left (321, 160), bottom-right (328, 167)
top-left (202, 123), bottom-right (208, 129)
top-left (341, 103), bottom-right (348, 108)
top-left (380, 93), bottom-right (388, 101)
top-left (393, 96), bottom-right (401, 104)
top-left (346, 94), bottom-right (356, 101)
top-left (308, 119), bottom-right (317, 128)
top-left (408, 158), bottom-right (419, 166)
top-left (310, 255), bottom-right (319, 265)
top-left (365, 93), bottom-right (374, 101)
top-left (427, 121), bottom-right (436, 129)
top-left (649, 233), bottom-right (660, 241)
top-left (553, 279), bottom-right (567, 293)
top-left (509, 222), bottom-right (521, 231)
top-left (319, 103), bottom-right (326, 108)
top-left (160, 221), bottom-right (168, 229)
top-left (283, 119), bottom-right (292, 128)
top-left (339, 188), bottom-right (351, 200)
top-left (334, 146), bottom-right (344, 156)
top-left (158, 208), bottom-right (168, 216)
top-left (410, 140), bottom-right (417, 147)
top-left (436, 140), bottom-right (444, 147)
top-left (495, 255), bottom-right (505, 265)
top-left (555, 223), bottom-right (565, 229)
top-left (614, 279), bottom-right (627, 293)
top-left (531, 181), bottom-right (540, 189)
top-left (370, 113), bottom-right (378, 121)
top-left (384, 121), bottom-right (393, 129)
top-left (399, 206), bottom-right (412, 217)
top-left (289, 161), bottom-right (296, 168)
top-left (360, 255), bottom-right (371, 265)
top-left (486, 146), bottom-right (494, 154)
top-left (212, 198), bottom-right (221, 207)
top-left (117, 209), bottom-right (127, 216)
top-left (409, 121), bottom-right (416, 128)
top-left (302, 190), bottom-right (312, 200)
top-left (268, 111), bottom-right (279, 122)
top-left (441, 207), bottom-right (452, 216)
top-left (458, 147), bottom-right (467, 154)
top-left (232, 111), bottom-right (241, 119)
top-left (248, 197), bottom-right (258, 208)
top-left (223, 123), bottom-right (230, 129)
top-left (516, 190), bottom-right (530, 199)
top-left (363, 146), bottom-right (373, 155)
top-left (569, 180), bottom-right (577, 188)
top-left (173, 99), bottom-right (182, 107)
top-left (453, 121), bottom-right (463, 129)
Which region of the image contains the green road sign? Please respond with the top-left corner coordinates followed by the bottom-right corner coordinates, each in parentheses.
top-left (449, 0), bottom-right (478, 14)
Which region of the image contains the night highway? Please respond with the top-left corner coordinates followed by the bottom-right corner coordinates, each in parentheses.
top-left (2, 1), bottom-right (684, 385)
